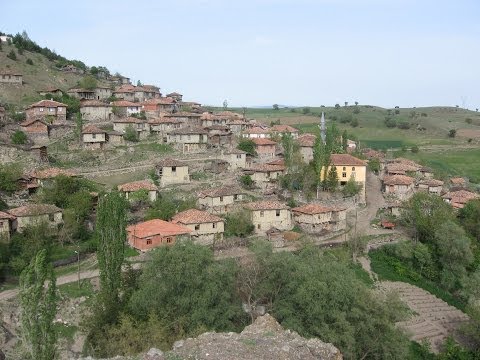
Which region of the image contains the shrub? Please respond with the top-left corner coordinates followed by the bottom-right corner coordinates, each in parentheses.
top-left (350, 118), bottom-right (359, 127)
top-left (302, 107), bottom-right (311, 115)
top-left (237, 139), bottom-right (256, 156)
top-left (411, 145), bottom-right (419, 153)
top-left (0, 163), bottom-right (22, 194)
top-left (384, 117), bottom-right (397, 128)
top-left (334, 103), bottom-right (340, 109)
top-left (6, 50), bottom-right (16, 60)
top-left (397, 122), bottom-right (411, 129)
top-left (26, 58), bottom-right (33, 65)
top-left (421, 112), bottom-right (428, 117)
top-left (240, 175), bottom-right (253, 188)
top-left (353, 107), bottom-right (360, 114)
top-left (224, 210), bottom-right (254, 238)
top-left (339, 113), bottom-right (352, 124)
top-left (342, 176), bottom-right (362, 197)
top-left (466, 118), bottom-right (473, 124)
top-left (11, 130), bottom-right (28, 144)
top-left (394, 109), bottom-right (400, 115)
top-left (123, 125), bottom-right (139, 142)
top-left (448, 129), bottom-right (456, 138)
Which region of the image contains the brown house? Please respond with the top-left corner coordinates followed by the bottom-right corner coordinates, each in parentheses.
top-left (252, 138), bottom-right (277, 159)
top-left (166, 92), bottom-right (183, 102)
top-left (20, 119), bottom-right (49, 140)
top-left (297, 133), bottom-right (316, 163)
top-left (0, 211), bottom-right (16, 240)
top-left (417, 179), bottom-right (443, 195)
top-left (442, 190), bottom-right (479, 209)
top-left (82, 124), bottom-right (107, 150)
top-left (171, 209), bottom-right (224, 246)
top-left (270, 124), bottom-right (299, 139)
top-left (127, 219), bottom-right (191, 251)
top-left (292, 204), bottom-right (347, 234)
top-left (142, 97), bottom-right (176, 113)
top-left (383, 175), bottom-right (415, 200)
top-left (26, 100), bottom-right (67, 123)
top-left (8, 204), bottom-right (63, 233)
top-left (118, 180), bottom-right (158, 202)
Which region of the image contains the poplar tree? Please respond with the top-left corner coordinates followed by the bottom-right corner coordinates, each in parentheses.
top-left (96, 191), bottom-right (127, 313)
top-left (19, 249), bottom-right (57, 360)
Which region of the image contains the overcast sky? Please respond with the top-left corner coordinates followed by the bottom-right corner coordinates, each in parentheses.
top-left (2, 0), bottom-right (479, 108)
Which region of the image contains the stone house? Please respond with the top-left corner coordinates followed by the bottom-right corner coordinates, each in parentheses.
top-left (135, 85), bottom-right (161, 102)
top-left (148, 117), bottom-right (185, 141)
top-left (112, 101), bottom-right (142, 116)
top-left (323, 154), bottom-right (367, 202)
top-left (110, 75), bottom-right (131, 86)
top-left (172, 209), bottom-right (224, 246)
top-left (30, 167), bottom-right (77, 188)
top-left (113, 117), bottom-right (149, 138)
top-left (80, 100), bottom-right (113, 122)
top-left (179, 101), bottom-right (202, 110)
top-left (242, 126), bottom-right (271, 139)
top-left (383, 175), bottom-right (415, 200)
top-left (118, 180), bottom-right (158, 202)
top-left (0, 72), bottom-right (23, 84)
top-left (26, 99), bottom-right (67, 123)
top-left (155, 158), bottom-right (190, 187)
top-left (8, 204), bottom-right (63, 233)
top-left (167, 127), bottom-right (208, 153)
top-left (243, 163), bottom-right (286, 188)
top-left (200, 112), bottom-right (230, 127)
top-left (0, 211), bottom-right (16, 241)
top-left (0, 35), bottom-right (13, 42)
top-left (244, 201), bottom-right (293, 234)
top-left (20, 119), bottom-right (49, 140)
top-left (38, 88), bottom-right (64, 97)
top-left (270, 124), bottom-right (299, 139)
top-left (297, 133), bottom-right (316, 163)
top-left (142, 97), bottom-right (176, 113)
top-left (82, 124), bottom-right (107, 150)
top-left (292, 204), bottom-right (347, 234)
top-left (94, 86), bottom-right (113, 100)
top-left (197, 186), bottom-right (245, 214)
top-left (113, 88), bottom-right (135, 101)
top-left (226, 118), bottom-right (249, 134)
top-left (418, 167), bottom-right (434, 179)
top-left (223, 149), bottom-right (247, 170)
top-left (252, 138), bottom-right (277, 160)
top-left (442, 190), bottom-right (479, 209)
top-left (166, 92), bottom-right (183, 101)
top-left (417, 179), bottom-right (444, 195)
top-left (106, 130), bottom-right (124, 145)
top-left (205, 125), bottom-right (233, 147)
top-left (127, 219), bottom-right (191, 251)
top-left (67, 88), bottom-right (96, 100)
top-left (163, 112), bottom-right (202, 127)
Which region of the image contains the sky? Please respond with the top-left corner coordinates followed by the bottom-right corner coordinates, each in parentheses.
top-left (2, 0), bottom-right (480, 108)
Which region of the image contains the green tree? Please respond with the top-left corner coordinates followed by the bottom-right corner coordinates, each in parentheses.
top-left (19, 249), bottom-right (57, 360)
top-left (237, 138), bottom-right (256, 156)
top-left (7, 49), bottom-right (17, 60)
top-left (123, 125), bottom-right (139, 142)
top-left (411, 145), bottom-right (419, 153)
top-left (145, 192), bottom-right (195, 221)
top-left (240, 174), bottom-right (254, 188)
top-left (281, 133), bottom-right (299, 170)
top-left (272, 104), bottom-right (279, 110)
top-left (342, 130), bottom-right (348, 151)
top-left (79, 75), bottom-right (98, 90)
top-left (350, 118), bottom-right (359, 127)
top-left (11, 130), bottom-right (28, 144)
top-left (302, 107), bottom-right (310, 114)
top-left (223, 99), bottom-right (228, 109)
top-left (26, 58), bottom-right (33, 65)
top-left (448, 129), bottom-right (457, 138)
top-left (459, 199), bottom-right (480, 241)
top-left (342, 175), bottom-right (361, 197)
top-left (96, 191), bottom-right (128, 315)
top-left (368, 158), bottom-right (381, 174)
top-left (224, 209), bottom-right (254, 238)
top-left (325, 165), bottom-right (338, 191)
top-left (334, 103), bottom-right (340, 109)
top-left (0, 163), bottom-right (22, 194)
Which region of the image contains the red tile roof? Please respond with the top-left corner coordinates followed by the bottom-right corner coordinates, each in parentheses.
top-left (198, 186), bottom-right (243, 198)
top-left (142, 97), bottom-right (176, 105)
top-left (292, 203), bottom-right (344, 215)
top-left (245, 163), bottom-right (286, 173)
top-left (243, 127), bottom-right (271, 134)
top-left (270, 124), bottom-right (299, 133)
top-left (383, 175), bottom-right (415, 186)
top-left (118, 180), bottom-right (157, 192)
top-left (27, 99), bottom-right (68, 109)
top-left (252, 138), bottom-right (277, 146)
top-left (442, 190), bottom-right (479, 204)
top-left (171, 209), bottom-right (223, 224)
top-left (330, 154), bottom-right (366, 166)
top-left (82, 125), bottom-right (106, 134)
top-left (127, 219), bottom-right (191, 238)
top-left (32, 168), bottom-right (77, 179)
top-left (0, 211), bottom-right (16, 220)
top-left (244, 201), bottom-right (289, 211)
top-left (418, 179), bottom-right (444, 187)
top-left (450, 177), bottom-right (466, 185)
top-left (112, 101), bottom-right (141, 107)
top-left (8, 204), bottom-right (62, 217)
top-left (297, 133), bottom-right (316, 147)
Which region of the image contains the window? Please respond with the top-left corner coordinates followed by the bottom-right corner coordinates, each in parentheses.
top-left (172, 166), bottom-right (176, 173)
top-left (237, 154), bottom-right (242, 159)
top-left (213, 222), bottom-right (216, 228)
top-left (146, 239), bottom-right (152, 245)
top-left (234, 194), bottom-right (238, 200)
top-left (48, 214), bottom-right (54, 222)
top-left (342, 172), bottom-right (347, 178)
top-left (276, 210), bottom-right (280, 217)
top-left (257, 224), bottom-right (261, 229)
top-left (0, 221), bottom-right (4, 227)
top-left (166, 237), bottom-right (172, 243)
top-left (195, 224), bottom-right (200, 230)
top-left (92, 134), bottom-right (96, 139)
top-left (343, 167), bottom-right (346, 171)
top-left (352, 167), bottom-right (355, 171)
top-left (260, 211), bottom-right (264, 217)
top-left (49, 107), bottom-right (55, 112)
top-left (58, 107), bottom-right (62, 112)
top-left (39, 108), bottom-right (44, 112)
top-left (220, 196), bottom-right (223, 202)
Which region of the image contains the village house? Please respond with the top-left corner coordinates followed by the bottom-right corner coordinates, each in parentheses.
top-left (0, 211), bottom-right (16, 241)
top-left (179, 101), bottom-right (202, 110)
top-left (297, 133), bottom-right (316, 163)
top-left (155, 158), bottom-right (190, 187)
top-left (292, 203), bottom-right (347, 234)
top-left (252, 138), bottom-right (277, 159)
top-left (324, 154), bottom-right (367, 202)
top-left (61, 64), bottom-right (84, 74)
top-left (200, 112), bottom-right (230, 127)
top-left (163, 112), bottom-right (202, 126)
top-left (127, 219), bottom-right (191, 251)
top-left (0, 35), bottom-right (12, 42)
top-left (346, 139), bottom-right (357, 152)
top-left (270, 124), bottom-right (299, 139)
top-left (142, 97), bottom-right (176, 113)
top-left (197, 186), bottom-right (245, 214)
top-left (171, 209), bottom-right (224, 246)
top-left (8, 204), bottom-right (63, 232)
top-left (223, 149), bottom-right (247, 170)
top-left (383, 175), bottom-right (415, 200)
top-left (205, 125), bottom-right (233, 147)
top-left (0, 72), bottom-right (23, 84)
top-left (242, 126), bottom-right (271, 139)
top-left (167, 127), bottom-right (208, 153)
top-left (243, 163), bottom-right (286, 189)
top-left (30, 167), bottom-right (77, 188)
top-left (135, 85), bottom-right (161, 102)
top-left (80, 100), bottom-right (113, 122)
top-left (113, 117), bottom-right (149, 138)
top-left (37, 88), bottom-right (63, 97)
top-left (106, 130), bottom-right (124, 145)
top-left (29, 145), bottom-right (49, 163)
top-left (112, 101), bottom-right (142, 117)
top-left (20, 119), bottom-right (49, 140)
top-left (450, 177), bottom-right (466, 187)
top-left (244, 201), bottom-right (293, 234)
top-left (110, 75), bottom-right (131, 86)
top-left (26, 99), bottom-right (67, 123)
top-left (418, 166), bottom-right (434, 179)
top-left (67, 88), bottom-right (96, 100)
top-left (384, 162), bottom-right (418, 176)
top-left (166, 92), bottom-right (183, 102)
top-left (417, 179), bottom-right (444, 195)
top-left (113, 84), bottom-right (136, 101)
top-left (148, 117), bottom-right (185, 141)
top-left (226, 118), bottom-right (249, 134)
top-left (94, 86), bottom-right (113, 100)
top-left (82, 124), bottom-right (107, 150)
top-left (442, 190), bottom-right (479, 209)
top-left (118, 180), bottom-right (158, 202)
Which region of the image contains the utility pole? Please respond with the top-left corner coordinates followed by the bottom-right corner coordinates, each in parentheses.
top-left (75, 248), bottom-right (80, 288)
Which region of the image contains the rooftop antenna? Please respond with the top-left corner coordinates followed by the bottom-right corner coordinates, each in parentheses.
top-left (320, 112), bottom-right (326, 144)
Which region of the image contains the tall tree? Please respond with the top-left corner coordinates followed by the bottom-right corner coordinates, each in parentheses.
top-left (342, 130), bottom-right (348, 151)
top-left (281, 133), bottom-right (299, 171)
top-left (19, 249), bottom-right (57, 360)
top-left (96, 191), bottom-right (128, 312)
top-left (325, 165), bottom-right (339, 191)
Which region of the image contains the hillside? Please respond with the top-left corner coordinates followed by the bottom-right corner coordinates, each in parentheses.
top-left (0, 40), bottom-right (110, 109)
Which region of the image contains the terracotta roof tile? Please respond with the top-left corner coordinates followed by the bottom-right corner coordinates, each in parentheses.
top-left (330, 154), bottom-right (366, 166)
top-left (244, 201), bottom-right (290, 211)
top-left (113, 117), bottom-right (146, 124)
top-left (252, 138), bottom-right (277, 146)
top-left (198, 186), bottom-right (243, 198)
top-left (243, 127), bottom-right (271, 134)
top-left (0, 211), bottom-right (16, 220)
top-left (244, 163), bottom-right (286, 173)
top-left (32, 168), bottom-right (77, 179)
top-left (442, 190), bottom-right (479, 204)
top-left (292, 203), bottom-right (345, 215)
top-left (118, 180), bottom-right (157, 192)
top-left (127, 219), bottom-right (191, 238)
top-left (112, 101), bottom-right (141, 107)
top-left (383, 175), bottom-right (415, 185)
top-left (82, 125), bottom-right (106, 134)
top-left (168, 126), bottom-right (208, 135)
top-left (450, 177), bottom-right (466, 185)
top-left (27, 99), bottom-right (68, 109)
top-left (418, 179), bottom-right (444, 187)
top-left (142, 97), bottom-right (176, 105)
top-left (8, 204), bottom-right (62, 217)
top-left (171, 209), bottom-right (223, 224)
top-left (270, 124), bottom-right (299, 133)
top-left (297, 133), bottom-right (316, 147)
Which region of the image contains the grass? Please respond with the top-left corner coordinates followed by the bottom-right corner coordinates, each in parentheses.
top-left (54, 323), bottom-right (78, 342)
top-left (58, 281), bottom-right (94, 298)
top-left (369, 249), bottom-right (466, 311)
top-left (124, 247), bottom-right (140, 258)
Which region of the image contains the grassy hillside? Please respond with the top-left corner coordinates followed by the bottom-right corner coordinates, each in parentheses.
top-left (0, 41), bottom-right (108, 108)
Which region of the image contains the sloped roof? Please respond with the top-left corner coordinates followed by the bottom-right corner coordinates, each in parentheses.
top-left (142, 97), bottom-right (176, 105)
top-left (0, 211), bottom-right (16, 220)
top-left (168, 126), bottom-right (208, 135)
top-left (8, 204), bottom-right (62, 217)
top-left (252, 138), bottom-right (277, 146)
top-left (450, 177), bottom-right (466, 185)
top-left (127, 219), bottom-right (191, 238)
top-left (171, 209), bottom-right (223, 224)
top-left (80, 100), bottom-right (111, 107)
top-left (67, 88), bottom-right (95, 93)
top-left (198, 186), bottom-right (243, 198)
top-left (82, 124), bottom-right (106, 134)
top-left (442, 190), bottom-right (479, 203)
top-left (418, 179), bottom-right (444, 187)
top-left (244, 201), bottom-right (289, 211)
top-left (118, 180), bottom-right (157, 192)
top-left (270, 124), bottom-right (299, 133)
top-left (112, 101), bottom-right (141, 107)
top-left (297, 133), bottom-right (316, 147)
top-left (383, 175), bottom-right (415, 186)
top-left (20, 119), bottom-right (48, 127)
top-left (330, 154), bottom-right (366, 166)
top-left (32, 167), bottom-right (77, 179)
top-left (113, 117), bottom-right (146, 124)
top-left (292, 203), bottom-right (345, 215)
top-left (243, 126), bottom-right (271, 134)
top-left (244, 163), bottom-right (286, 173)
top-left (27, 99), bottom-right (67, 109)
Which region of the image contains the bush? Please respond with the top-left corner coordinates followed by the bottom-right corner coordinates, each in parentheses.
top-left (384, 117), bottom-right (397, 128)
top-left (240, 175), bottom-right (253, 188)
top-left (394, 109), bottom-right (400, 115)
top-left (334, 103), bottom-right (340, 109)
top-left (353, 107), bottom-right (360, 114)
top-left (466, 118), bottom-right (473, 124)
top-left (397, 122), bottom-right (411, 129)
top-left (421, 112), bottom-right (428, 117)
top-left (11, 130), bottom-right (28, 144)
top-left (26, 58), bottom-right (33, 65)
top-left (411, 145), bottom-right (419, 153)
top-left (124, 125), bottom-right (139, 142)
top-left (237, 139), bottom-right (256, 156)
top-left (350, 118), bottom-right (359, 127)
top-left (302, 107), bottom-right (311, 115)
top-left (339, 113), bottom-right (352, 124)
top-left (224, 210), bottom-right (254, 238)
top-left (78, 75), bottom-right (98, 90)
top-left (448, 129), bottom-right (457, 138)
top-left (6, 50), bottom-right (16, 60)
top-left (0, 163), bottom-right (22, 194)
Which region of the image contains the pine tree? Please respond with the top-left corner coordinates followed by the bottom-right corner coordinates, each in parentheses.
top-left (19, 249), bottom-right (57, 360)
top-left (325, 165), bottom-right (339, 191)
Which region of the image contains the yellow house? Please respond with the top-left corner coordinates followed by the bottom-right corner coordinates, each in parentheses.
top-left (321, 154), bottom-right (367, 202)
top-left (155, 158), bottom-right (190, 187)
